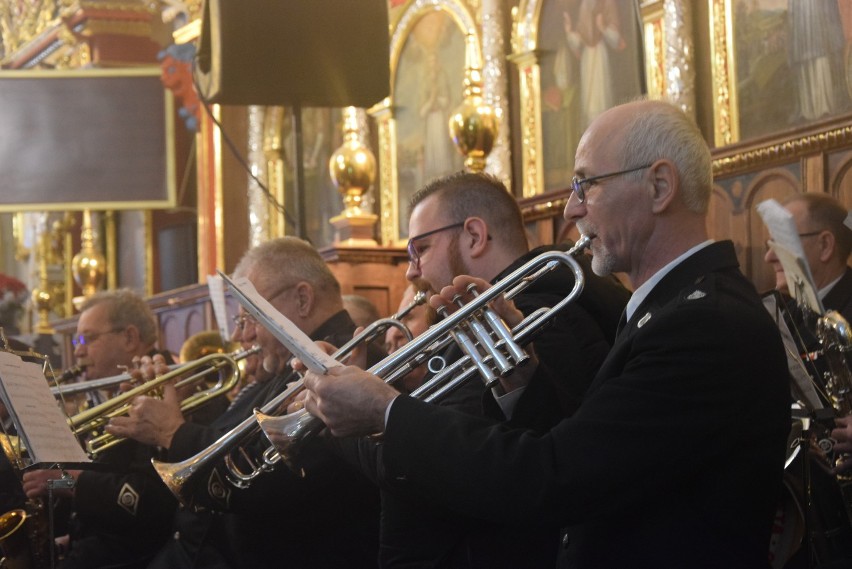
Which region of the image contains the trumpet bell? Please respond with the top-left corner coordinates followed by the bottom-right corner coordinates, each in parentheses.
top-left (254, 408), bottom-right (321, 469)
top-left (180, 330), bottom-right (240, 362)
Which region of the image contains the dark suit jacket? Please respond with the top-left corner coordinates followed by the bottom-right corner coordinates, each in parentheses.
top-left (380, 241), bottom-right (790, 569)
top-left (823, 266), bottom-right (852, 324)
top-left (61, 349), bottom-right (180, 569)
top-left (363, 245), bottom-right (630, 568)
top-left (147, 310), bottom-right (380, 569)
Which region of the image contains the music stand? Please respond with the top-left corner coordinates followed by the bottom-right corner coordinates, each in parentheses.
top-left (0, 349), bottom-right (96, 569)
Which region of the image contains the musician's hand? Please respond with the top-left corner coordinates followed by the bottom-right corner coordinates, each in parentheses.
top-left (303, 365), bottom-right (399, 437)
top-left (286, 390), bottom-right (308, 414)
top-left (431, 275), bottom-right (525, 328)
top-left (22, 469), bottom-right (80, 499)
top-left (291, 340), bottom-right (338, 374)
top-left (120, 354), bottom-right (168, 392)
top-left (106, 382), bottom-right (185, 449)
top-left (832, 415), bottom-right (852, 453)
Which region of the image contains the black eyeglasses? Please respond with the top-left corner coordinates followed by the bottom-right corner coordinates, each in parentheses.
top-left (571, 164), bottom-right (653, 203)
top-left (765, 232), bottom-right (824, 251)
top-left (72, 328), bottom-right (124, 347)
top-left (232, 313), bottom-right (257, 331)
top-left (407, 222), bottom-right (465, 269)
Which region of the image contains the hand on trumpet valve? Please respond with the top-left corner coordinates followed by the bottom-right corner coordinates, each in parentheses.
top-left (287, 391), bottom-right (307, 414)
top-left (106, 381), bottom-right (185, 449)
top-left (303, 365), bottom-right (399, 438)
top-left (431, 275), bottom-right (524, 328)
top-left (831, 415), bottom-right (852, 474)
top-left (119, 354), bottom-right (169, 392)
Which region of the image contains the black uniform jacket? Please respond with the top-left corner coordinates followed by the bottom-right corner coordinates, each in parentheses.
top-left (62, 349), bottom-right (182, 569)
top-left (823, 266), bottom-right (852, 324)
top-left (349, 244), bottom-right (630, 569)
top-left (147, 310), bottom-right (380, 569)
top-left (380, 241), bottom-right (790, 569)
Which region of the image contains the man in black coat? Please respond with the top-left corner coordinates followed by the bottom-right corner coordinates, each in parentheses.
top-left (301, 99), bottom-right (791, 569)
top-left (22, 290), bottom-right (181, 569)
top-left (107, 237), bottom-right (380, 569)
top-left (341, 171), bottom-right (629, 568)
top-left (762, 192), bottom-right (852, 566)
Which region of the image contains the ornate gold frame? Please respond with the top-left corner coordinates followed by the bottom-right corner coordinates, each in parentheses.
top-left (371, 0), bottom-right (480, 246)
top-left (0, 67), bottom-right (176, 213)
top-left (708, 0), bottom-right (739, 147)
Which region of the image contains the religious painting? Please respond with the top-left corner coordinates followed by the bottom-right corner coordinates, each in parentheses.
top-left (724, 0), bottom-right (852, 143)
top-left (536, 0), bottom-right (644, 192)
top-left (394, 9), bottom-right (466, 238)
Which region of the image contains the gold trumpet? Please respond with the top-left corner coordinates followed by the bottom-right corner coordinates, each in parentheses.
top-left (152, 238), bottom-right (589, 503)
top-left (70, 344), bottom-right (260, 457)
top-left (151, 292), bottom-right (429, 503)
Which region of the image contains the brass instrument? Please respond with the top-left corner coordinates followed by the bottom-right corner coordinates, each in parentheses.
top-left (151, 288), bottom-right (429, 503)
top-left (152, 237), bottom-right (590, 503)
top-left (51, 330), bottom-right (241, 399)
top-left (816, 310), bottom-right (852, 416)
top-left (50, 363), bottom-right (184, 398)
top-left (70, 345), bottom-right (260, 457)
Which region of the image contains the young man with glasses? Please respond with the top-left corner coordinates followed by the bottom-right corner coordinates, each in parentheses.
top-left (302, 100), bottom-right (791, 568)
top-left (22, 289), bottom-right (180, 569)
top-left (336, 170), bottom-right (630, 568)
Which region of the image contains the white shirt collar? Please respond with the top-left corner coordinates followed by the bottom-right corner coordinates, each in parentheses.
top-left (625, 240), bottom-right (715, 323)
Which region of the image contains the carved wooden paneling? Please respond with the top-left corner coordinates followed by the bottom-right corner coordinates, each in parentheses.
top-left (320, 245), bottom-right (410, 317)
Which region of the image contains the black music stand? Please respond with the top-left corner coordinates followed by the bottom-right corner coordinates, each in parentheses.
top-left (0, 349), bottom-right (99, 569)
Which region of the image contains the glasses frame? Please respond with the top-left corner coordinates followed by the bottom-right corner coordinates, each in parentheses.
top-left (71, 328), bottom-right (124, 348)
top-left (571, 163), bottom-right (654, 203)
top-left (406, 222), bottom-right (465, 269)
top-left (232, 313), bottom-right (257, 332)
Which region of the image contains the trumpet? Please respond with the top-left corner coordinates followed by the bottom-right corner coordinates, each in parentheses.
top-left (151, 237), bottom-right (589, 503)
top-left (70, 345), bottom-right (260, 456)
top-left (50, 363), bottom-right (183, 398)
top-left (150, 291), bottom-right (428, 503)
top-left (254, 238), bottom-right (589, 463)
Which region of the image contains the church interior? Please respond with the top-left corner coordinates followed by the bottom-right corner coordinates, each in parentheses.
top-left (3, 0), bottom-right (849, 364)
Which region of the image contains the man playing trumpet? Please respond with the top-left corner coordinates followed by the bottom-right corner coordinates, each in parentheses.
top-left (106, 237), bottom-right (382, 569)
top-left (299, 100), bottom-right (791, 568)
top-left (22, 289), bottom-right (179, 569)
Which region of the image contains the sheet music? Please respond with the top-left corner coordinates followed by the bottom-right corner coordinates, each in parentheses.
top-left (757, 199), bottom-right (824, 315)
top-left (0, 352), bottom-right (90, 466)
top-left (207, 273), bottom-right (230, 340)
top-left (217, 271), bottom-right (340, 374)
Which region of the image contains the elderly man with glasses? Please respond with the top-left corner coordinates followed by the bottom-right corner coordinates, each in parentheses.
top-left (301, 100), bottom-right (791, 569)
top-left (106, 237), bottom-right (382, 569)
top-left (326, 170), bottom-right (630, 568)
top-left (22, 288), bottom-right (181, 569)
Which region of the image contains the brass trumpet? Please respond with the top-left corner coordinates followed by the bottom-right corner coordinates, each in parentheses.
top-left (254, 238), bottom-right (589, 464)
top-left (151, 292), bottom-right (428, 503)
top-left (70, 345), bottom-right (260, 456)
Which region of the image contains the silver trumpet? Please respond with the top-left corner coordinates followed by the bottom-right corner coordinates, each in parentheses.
top-left (151, 292), bottom-right (427, 504)
top-left (254, 236), bottom-right (590, 468)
